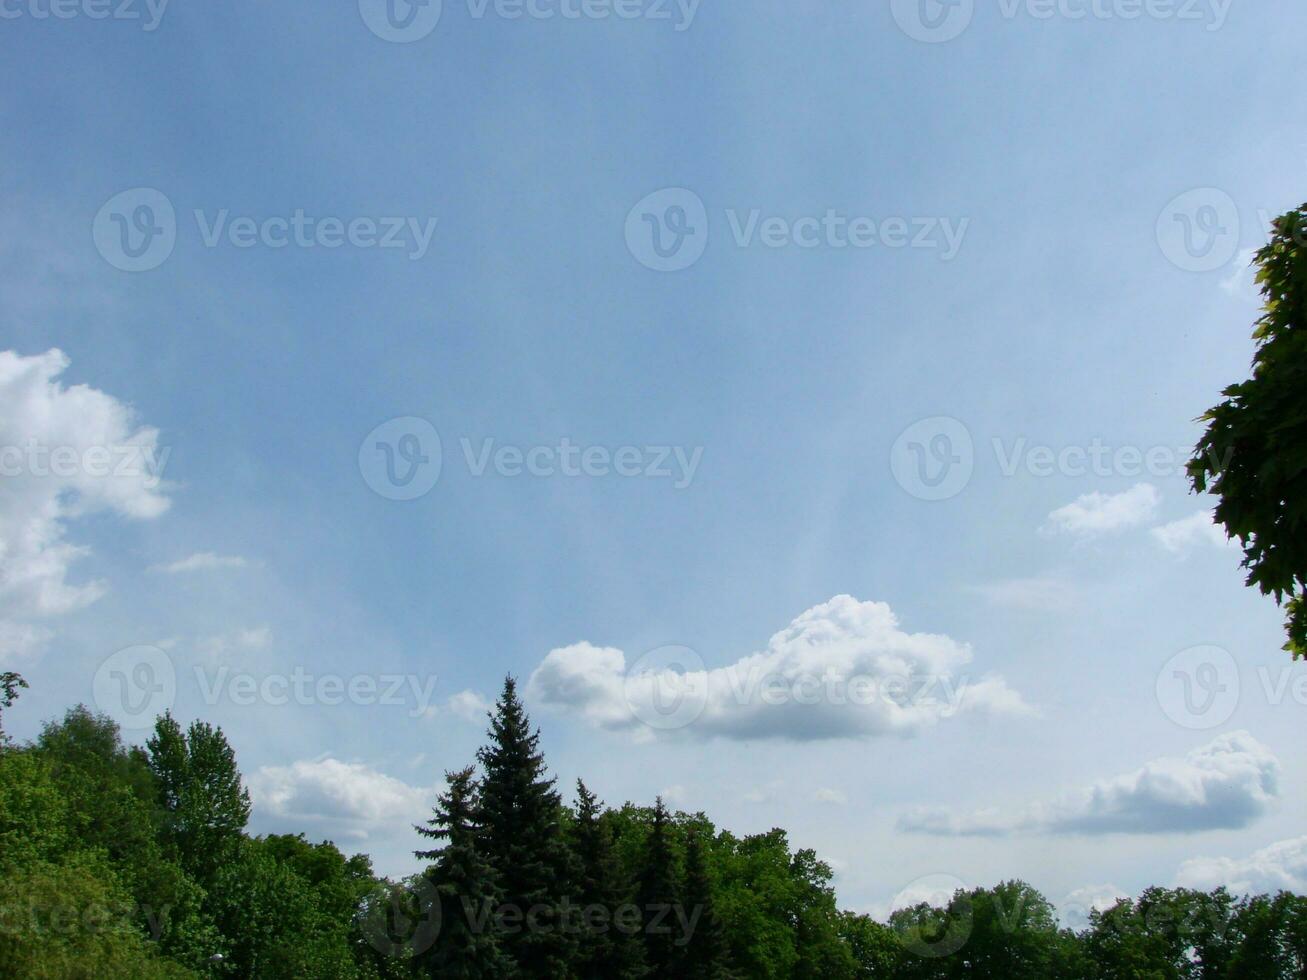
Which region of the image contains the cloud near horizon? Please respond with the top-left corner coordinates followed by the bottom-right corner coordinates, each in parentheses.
top-left (525, 595), bottom-right (1032, 742)
top-left (899, 731), bottom-right (1279, 837)
top-left (248, 757), bottom-right (429, 841)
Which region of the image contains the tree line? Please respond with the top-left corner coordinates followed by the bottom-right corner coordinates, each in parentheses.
top-left (1, 674), bottom-right (1305, 977)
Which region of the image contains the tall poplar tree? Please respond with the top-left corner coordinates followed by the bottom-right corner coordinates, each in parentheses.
top-left (475, 676), bottom-right (577, 976)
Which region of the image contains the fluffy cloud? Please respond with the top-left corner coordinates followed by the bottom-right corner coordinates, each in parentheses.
top-left (526, 595), bottom-right (1031, 742)
top-left (1043, 483), bottom-right (1160, 537)
top-left (1151, 511), bottom-right (1234, 555)
top-left (444, 690), bottom-right (493, 724)
top-left (1175, 836), bottom-right (1307, 895)
top-left (900, 731), bottom-right (1279, 837)
top-left (0, 350), bottom-right (170, 665)
top-left (154, 552), bottom-right (249, 574)
top-left (1059, 885), bottom-right (1128, 931)
top-left (249, 758), bottom-right (429, 840)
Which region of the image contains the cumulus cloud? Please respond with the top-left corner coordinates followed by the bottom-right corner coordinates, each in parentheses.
top-left (1151, 511), bottom-right (1234, 555)
top-left (1043, 483), bottom-right (1160, 537)
top-left (443, 690), bottom-right (493, 725)
top-left (249, 758), bottom-right (429, 840)
top-left (526, 595), bottom-right (1031, 743)
top-left (900, 732), bottom-right (1279, 837)
top-left (1175, 836), bottom-right (1307, 895)
top-left (1059, 885), bottom-right (1128, 931)
top-left (0, 349), bottom-right (170, 664)
top-left (154, 552), bottom-right (249, 574)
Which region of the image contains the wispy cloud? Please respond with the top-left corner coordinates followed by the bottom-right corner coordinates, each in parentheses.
top-left (153, 551), bottom-right (249, 574)
top-left (1043, 483), bottom-right (1160, 537)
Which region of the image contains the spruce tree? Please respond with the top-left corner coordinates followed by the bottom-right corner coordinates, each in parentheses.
top-left (681, 829), bottom-right (732, 979)
top-left (414, 766), bottom-right (513, 979)
top-left (638, 797), bottom-right (682, 979)
top-left (476, 676), bottom-right (577, 977)
top-left (569, 780), bottom-right (647, 979)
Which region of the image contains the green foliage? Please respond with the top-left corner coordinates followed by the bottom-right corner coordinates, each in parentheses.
top-left (475, 676), bottom-right (578, 977)
top-left (0, 671), bottom-right (26, 741)
top-left (4, 689), bottom-right (1307, 978)
top-left (414, 766), bottom-right (514, 978)
top-left (147, 712), bottom-right (252, 888)
top-left (1190, 204), bottom-right (1307, 657)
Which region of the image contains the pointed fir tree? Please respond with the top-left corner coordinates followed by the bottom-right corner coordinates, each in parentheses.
top-left (414, 766), bottom-right (513, 979)
top-left (569, 780), bottom-right (647, 979)
top-left (638, 797), bottom-right (682, 979)
top-left (475, 676), bottom-right (578, 977)
top-left (681, 829), bottom-right (732, 979)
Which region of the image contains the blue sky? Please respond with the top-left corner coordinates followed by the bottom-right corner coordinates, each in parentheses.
top-left (3, 0), bottom-right (1307, 920)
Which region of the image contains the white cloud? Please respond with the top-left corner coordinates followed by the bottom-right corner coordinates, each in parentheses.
top-left (1220, 248), bottom-right (1259, 297)
top-left (1059, 885), bottom-right (1128, 931)
top-left (1175, 836), bottom-right (1307, 896)
top-left (1043, 483), bottom-right (1160, 537)
top-left (0, 620), bottom-right (53, 666)
top-left (196, 626), bottom-right (273, 661)
top-left (0, 350), bottom-right (171, 658)
top-left (526, 595), bottom-right (1032, 743)
top-left (1151, 511), bottom-right (1234, 555)
top-left (814, 787), bottom-right (847, 805)
top-left (154, 552), bottom-right (249, 574)
top-left (970, 577), bottom-right (1078, 612)
top-left (900, 731), bottom-right (1279, 837)
top-left (249, 758), bottom-right (429, 840)
top-left (427, 689), bottom-right (492, 724)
